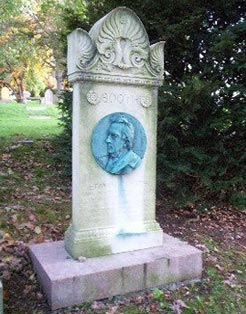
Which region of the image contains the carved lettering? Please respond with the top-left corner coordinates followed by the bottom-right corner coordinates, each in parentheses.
top-left (102, 92), bottom-right (108, 103)
top-left (87, 89), bottom-right (152, 107)
top-left (117, 94), bottom-right (124, 103)
top-left (89, 183), bottom-right (106, 190)
top-left (109, 93), bottom-right (116, 103)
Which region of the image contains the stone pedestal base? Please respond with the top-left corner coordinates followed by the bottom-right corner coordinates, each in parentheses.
top-left (65, 221), bottom-right (163, 258)
top-left (29, 234), bottom-right (202, 310)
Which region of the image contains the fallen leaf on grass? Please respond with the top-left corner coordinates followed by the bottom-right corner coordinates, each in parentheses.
top-left (34, 226), bottom-right (42, 234)
top-left (23, 285), bottom-right (34, 295)
top-left (34, 235), bottom-right (45, 243)
top-left (215, 264), bottom-right (224, 271)
top-left (28, 214), bottom-right (38, 222)
top-left (91, 301), bottom-right (106, 310)
top-left (10, 214), bottom-right (18, 223)
top-left (207, 255), bottom-right (218, 263)
top-left (3, 289), bottom-right (10, 301)
top-left (223, 274), bottom-right (236, 288)
top-left (36, 292), bottom-right (43, 300)
top-left (134, 296), bottom-right (145, 304)
top-left (171, 299), bottom-right (189, 314)
top-left (149, 303), bottom-right (158, 311)
top-left (2, 270), bottom-right (11, 280)
top-left (17, 222), bottom-right (34, 230)
top-left (195, 244), bottom-right (209, 253)
top-left (164, 293), bottom-right (173, 301)
top-left (106, 306), bottom-right (119, 314)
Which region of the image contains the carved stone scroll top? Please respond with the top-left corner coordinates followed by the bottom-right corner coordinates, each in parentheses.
top-left (67, 7), bottom-right (164, 85)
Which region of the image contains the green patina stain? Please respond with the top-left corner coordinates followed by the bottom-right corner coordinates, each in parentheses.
top-left (65, 228), bottom-right (112, 258)
top-left (66, 240), bottom-right (112, 259)
top-left (81, 240), bottom-right (112, 258)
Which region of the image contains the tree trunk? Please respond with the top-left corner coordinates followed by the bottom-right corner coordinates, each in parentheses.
top-left (55, 69), bottom-right (64, 96)
top-left (16, 80), bottom-right (25, 103)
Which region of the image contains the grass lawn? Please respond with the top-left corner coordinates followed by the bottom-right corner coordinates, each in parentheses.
top-left (0, 101), bottom-right (245, 314)
top-left (0, 100), bottom-right (62, 140)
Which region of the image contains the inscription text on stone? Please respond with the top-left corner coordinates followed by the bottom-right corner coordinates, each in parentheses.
top-left (87, 90), bottom-right (152, 107)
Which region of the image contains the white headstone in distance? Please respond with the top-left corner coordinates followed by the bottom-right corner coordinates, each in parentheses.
top-left (44, 89), bottom-right (54, 104)
top-left (23, 90), bottom-right (31, 102)
top-left (1, 87), bottom-right (10, 101)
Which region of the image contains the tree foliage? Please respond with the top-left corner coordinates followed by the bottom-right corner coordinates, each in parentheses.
top-left (0, 1), bottom-right (54, 100)
top-left (2, 1), bottom-right (244, 208)
top-left (57, 0), bottom-right (245, 208)
top-left (0, 0), bottom-right (90, 99)
top-left (55, 91), bottom-right (73, 175)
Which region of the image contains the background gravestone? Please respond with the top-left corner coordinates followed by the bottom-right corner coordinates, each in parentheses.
top-left (41, 89), bottom-right (54, 104)
top-left (1, 87), bottom-right (10, 101)
top-left (23, 90), bottom-right (31, 103)
top-left (30, 8), bottom-right (202, 310)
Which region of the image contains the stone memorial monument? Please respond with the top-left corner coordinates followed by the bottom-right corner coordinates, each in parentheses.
top-left (30, 7), bottom-right (202, 310)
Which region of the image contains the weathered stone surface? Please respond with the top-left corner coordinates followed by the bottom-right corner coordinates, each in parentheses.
top-left (65, 6), bottom-right (165, 259)
top-left (0, 280), bottom-right (3, 314)
top-left (30, 234), bottom-right (202, 310)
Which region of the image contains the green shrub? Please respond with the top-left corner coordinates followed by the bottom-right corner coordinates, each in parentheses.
top-left (55, 91), bottom-right (72, 176)
top-left (56, 1), bottom-right (245, 208)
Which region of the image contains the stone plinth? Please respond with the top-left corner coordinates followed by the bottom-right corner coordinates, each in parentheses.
top-left (30, 234), bottom-right (202, 310)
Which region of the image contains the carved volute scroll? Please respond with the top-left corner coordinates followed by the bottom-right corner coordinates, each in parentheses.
top-left (76, 29), bottom-right (96, 69)
top-left (67, 7), bottom-right (164, 86)
top-left (89, 7), bottom-right (149, 70)
top-left (67, 28), bottom-right (96, 75)
top-left (149, 42), bottom-right (165, 76)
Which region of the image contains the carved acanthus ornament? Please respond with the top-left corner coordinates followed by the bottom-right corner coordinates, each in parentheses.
top-left (90, 8), bottom-right (149, 70)
top-left (67, 7), bottom-right (164, 86)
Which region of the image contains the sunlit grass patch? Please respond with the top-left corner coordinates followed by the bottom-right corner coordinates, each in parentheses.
top-left (0, 101), bottom-right (62, 139)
